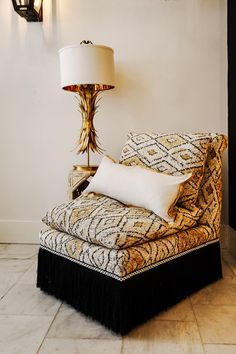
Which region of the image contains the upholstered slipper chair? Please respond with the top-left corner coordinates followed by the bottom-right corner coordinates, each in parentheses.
top-left (37, 133), bottom-right (227, 335)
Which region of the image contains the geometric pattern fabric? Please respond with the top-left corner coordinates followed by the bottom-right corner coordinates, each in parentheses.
top-left (39, 224), bottom-right (215, 280)
top-left (197, 134), bottom-right (228, 236)
top-left (40, 132), bottom-right (227, 280)
top-left (42, 193), bottom-right (202, 250)
top-left (119, 132), bottom-right (211, 210)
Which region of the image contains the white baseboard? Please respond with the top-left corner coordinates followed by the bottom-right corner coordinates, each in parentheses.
top-left (0, 220), bottom-right (42, 244)
top-left (219, 224), bottom-right (236, 259)
top-left (220, 224), bottom-right (229, 249)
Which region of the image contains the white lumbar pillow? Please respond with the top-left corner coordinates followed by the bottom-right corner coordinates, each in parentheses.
top-left (83, 156), bottom-right (191, 223)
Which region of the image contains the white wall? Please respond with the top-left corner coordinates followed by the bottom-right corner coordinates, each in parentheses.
top-left (0, 0), bottom-right (227, 243)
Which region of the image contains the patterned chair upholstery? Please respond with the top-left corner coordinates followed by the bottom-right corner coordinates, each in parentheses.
top-left (37, 133), bottom-right (227, 335)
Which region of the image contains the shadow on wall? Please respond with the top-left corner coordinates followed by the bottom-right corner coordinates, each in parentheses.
top-left (10, 0), bottom-right (61, 51)
top-left (41, 0), bottom-right (61, 50)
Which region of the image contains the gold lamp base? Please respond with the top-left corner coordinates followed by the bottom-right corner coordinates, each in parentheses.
top-left (75, 86), bottom-right (102, 155)
top-left (73, 85), bottom-right (103, 168)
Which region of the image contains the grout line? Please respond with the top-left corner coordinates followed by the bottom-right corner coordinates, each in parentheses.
top-left (0, 243), bottom-right (39, 245)
top-left (0, 256), bottom-right (37, 260)
top-left (151, 317), bottom-right (196, 323)
top-left (189, 296), bottom-right (207, 354)
top-left (36, 302), bottom-right (63, 354)
top-left (0, 313), bottom-right (59, 318)
top-left (204, 342), bottom-right (236, 345)
top-left (0, 254), bottom-right (36, 261)
top-left (190, 295), bottom-right (236, 348)
top-left (0, 264), bottom-right (35, 302)
top-left (120, 336), bottom-right (125, 354)
top-left (45, 335), bottom-right (122, 341)
top-left (120, 335), bottom-right (124, 354)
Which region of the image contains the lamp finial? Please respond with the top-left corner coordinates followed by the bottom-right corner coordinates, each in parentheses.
top-left (80, 40), bottom-right (93, 45)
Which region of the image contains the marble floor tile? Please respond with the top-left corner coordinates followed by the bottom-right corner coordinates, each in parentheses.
top-left (18, 261), bottom-right (37, 285)
top-left (156, 298), bottom-right (195, 321)
top-left (38, 338), bottom-right (78, 354)
top-left (204, 344), bottom-right (236, 354)
top-left (0, 258), bottom-right (35, 300)
top-left (0, 283), bottom-right (61, 316)
top-left (0, 258), bottom-right (34, 273)
top-left (39, 338), bottom-right (122, 354)
top-left (193, 305), bottom-right (236, 344)
top-left (0, 272), bottom-right (23, 300)
top-left (222, 259), bottom-right (235, 278)
top-left (47, 303), bottom-right (120, 340)
top-left (222, 250), bottom-right (236, 276)
top-left (0, 314), bottom-right (53, 354)
top-left (122, 320), bottom-right (204, 354)
top-left (0, 243), bottom-right (39, 259)
top-left (230, 265), bottom-right (236, 277)
top-left (223, 251), bottom-right (236, 277)
top-left (76, 339), bottom-right (122, 354)
top-left (0, 244), bottom-right (8, 252)
top-left (190, 278), bottom-right (236, 306)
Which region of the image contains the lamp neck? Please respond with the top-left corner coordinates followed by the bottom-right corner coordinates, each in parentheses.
top-left (74, 87), bottom-right (103, 165)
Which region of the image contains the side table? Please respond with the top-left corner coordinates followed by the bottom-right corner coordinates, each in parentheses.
top-left (68, 165), bottom-right (98, 200)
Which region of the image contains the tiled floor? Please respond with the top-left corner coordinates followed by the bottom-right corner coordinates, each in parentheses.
top-left (0, 244), bottom-right (236, 354)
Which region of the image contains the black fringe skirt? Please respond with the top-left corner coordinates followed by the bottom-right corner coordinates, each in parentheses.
top-left (37, 241), bottom-right (222, 335)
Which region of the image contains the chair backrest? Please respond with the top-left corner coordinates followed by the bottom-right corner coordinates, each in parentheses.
top-left (197, 134), bottom-right (228, 236)
top-left (119, 132), bottom-right (227, 236)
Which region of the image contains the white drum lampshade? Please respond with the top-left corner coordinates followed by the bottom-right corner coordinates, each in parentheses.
top-left (59, 44), bottom-right (115, 91)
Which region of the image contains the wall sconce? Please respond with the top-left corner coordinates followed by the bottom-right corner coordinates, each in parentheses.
top-left (12, 0), bottom-right (43, 22)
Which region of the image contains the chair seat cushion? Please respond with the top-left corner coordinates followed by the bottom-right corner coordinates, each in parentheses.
top-left (39, 224), bottom-right (216, 280)
top-left (42, 193), bottom-right (202, 250)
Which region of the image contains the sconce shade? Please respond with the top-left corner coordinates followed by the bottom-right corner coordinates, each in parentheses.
top-left (12, 0), bottom-right (43, 22)
top-left (59, 44), bottom-right (115, 92)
